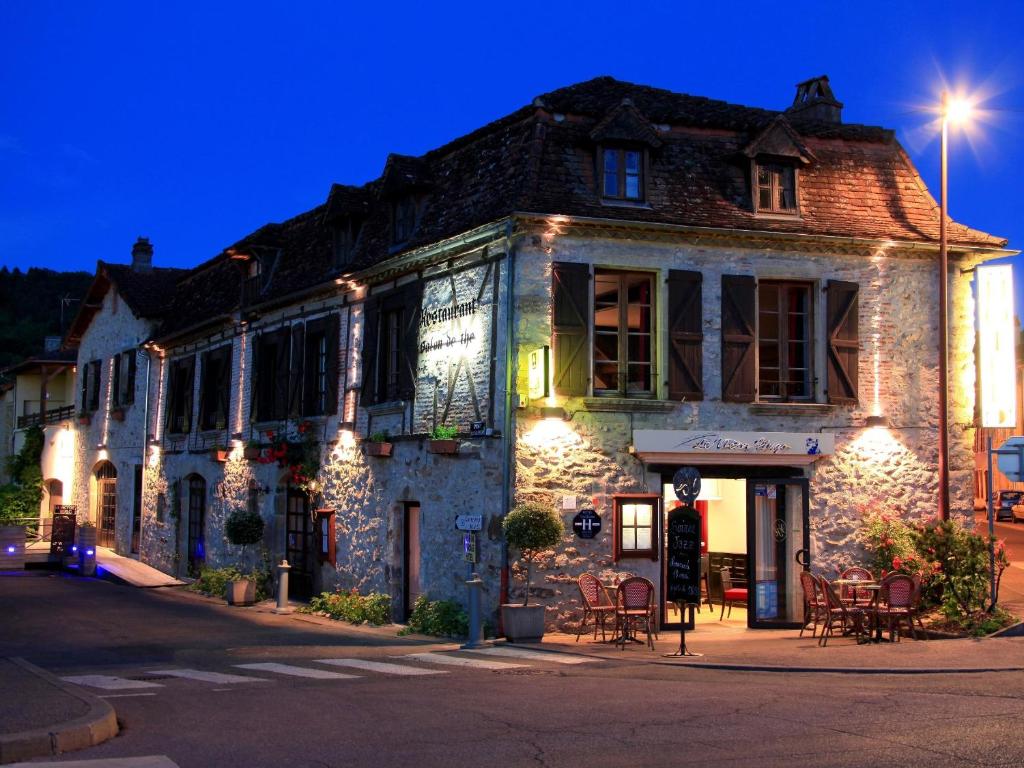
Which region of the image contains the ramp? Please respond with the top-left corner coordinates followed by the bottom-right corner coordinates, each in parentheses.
top-left (95, 548), bottom-right (183, 588)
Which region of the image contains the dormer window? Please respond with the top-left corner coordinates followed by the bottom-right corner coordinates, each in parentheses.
top-left (601, 148), bottom-right (644, 201)
top-left (242, 257), bottom-right (262, 305)
top-left (392, 196), bottom-right (418, 244)
top-left (755, 162), bottom-right (797, 214)
top-left (333, 218), bottom-right (362, 269)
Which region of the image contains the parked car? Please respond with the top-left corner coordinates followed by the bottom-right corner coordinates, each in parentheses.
top-left (996, 490), bottom-right (1024, 522)
top-left (1013, 504), bottom-right (1024, 524)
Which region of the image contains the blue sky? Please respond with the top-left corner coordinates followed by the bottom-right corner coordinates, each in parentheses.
top-left (2, 1), bottom-right (1023, 305)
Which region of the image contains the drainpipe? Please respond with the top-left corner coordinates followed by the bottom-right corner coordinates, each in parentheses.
top-left (499, 220), bottom-right (517, 619)
top-left (138, 347), bottom-right (151, 558)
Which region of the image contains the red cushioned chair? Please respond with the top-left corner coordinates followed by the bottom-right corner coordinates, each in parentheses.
top-left (719, 567), bottom-right (748, 620)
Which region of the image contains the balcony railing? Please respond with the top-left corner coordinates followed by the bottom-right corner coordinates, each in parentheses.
top-left (17, 405), bottom-right (75, 429)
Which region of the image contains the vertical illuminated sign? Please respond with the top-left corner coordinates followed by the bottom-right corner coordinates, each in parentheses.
top-left (977, 264), bottom-right (1017, 428)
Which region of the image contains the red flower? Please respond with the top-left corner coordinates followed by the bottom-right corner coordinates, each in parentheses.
top-left (892, 556), bottom-right (903, 570)
top-left (266, 431), bottom-right (275, 441)
top-left (298, 422), bottom-right (307, 434)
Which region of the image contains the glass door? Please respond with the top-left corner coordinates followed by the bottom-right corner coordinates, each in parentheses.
top-left (746, 478), bottom-right (809, 629)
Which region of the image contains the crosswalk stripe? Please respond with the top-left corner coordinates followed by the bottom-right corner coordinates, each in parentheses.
top-left (61, 675), bottom-right (163, 691)
top-left (5, 756), bottom-right (180, 767)
top-left (462, 646), bottom-right (596, 665)
top-left (234, 662), bottom-right (359, 679)
top-left (314, 658), bottom-right (447, 676)
top-left (146, 668), bottom-right (268, 684)
top-left (394, 652), bottom-right (527, 670)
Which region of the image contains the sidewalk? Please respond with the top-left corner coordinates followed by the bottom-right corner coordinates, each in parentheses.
top-left (0, 657), bottom-right (118, 764)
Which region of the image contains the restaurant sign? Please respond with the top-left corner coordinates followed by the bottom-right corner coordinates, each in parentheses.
top-left (632, 430), bottom-right (834, 466)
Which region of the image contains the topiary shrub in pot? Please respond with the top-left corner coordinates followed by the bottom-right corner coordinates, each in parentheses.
top-left (501, 502), bottom-right (563, 642)
top-left (224, 509), bottom-right (265, 606)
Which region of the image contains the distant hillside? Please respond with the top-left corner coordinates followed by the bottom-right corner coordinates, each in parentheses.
top-left (0, 266), bottom-right (92, 373)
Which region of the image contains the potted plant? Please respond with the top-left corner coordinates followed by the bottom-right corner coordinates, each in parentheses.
top-left (501, 502), bottom-right (564, 643)
top-left (223, 508), bottom-right (265, 606)
top-left (364, 431), bottom-right (393, 458)
top-left (76, 411), bottom-right (91, 426)
top-left (427, 424), bottom-right (459, 455)
top-left (243, 440), bottom-right (262, 461)
top-left (210, 444), bottom-right (230, 462)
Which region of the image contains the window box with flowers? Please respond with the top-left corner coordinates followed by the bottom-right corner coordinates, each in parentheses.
top-left (243, 440), bottom-right (262, 461)
top-left (427, 424), bottom-right (459, 455)
top-left (364, 431), bottom-right (393, 458)
top-left (259, 421), bottom-right (322, 498)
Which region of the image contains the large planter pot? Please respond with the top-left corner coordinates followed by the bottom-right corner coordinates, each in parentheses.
top-left (428, 439), bottom-right (459, 455)
top-left (364, 441), bottom-right (393, 458)
top-left (77, 525), bottom-right (97, 577)
top-left (226, 578), bottom-right (256, 606)
top-left (0, 525), bottom-right (27, 570)
top-left (211, 449), bottom-right (230, 463)
top-left (501, 603), bottom-right (546, 643)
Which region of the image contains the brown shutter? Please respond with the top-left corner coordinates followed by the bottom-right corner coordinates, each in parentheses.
top-left (250, 332), bottom-right (261, 420)
top-left (181, 355), bottom-right (195, 433)
top-left (111, 355), bottom-right (122, 407)
top-left (826, 280), bottom-right (859, 404)
top-left (289, 324), bottom-right (305, 418)
top-left (399, 281), bottom-right (422, 401)
top-left (324, 314), bottom-right (340, 415)
top-left (360, 298), bottom-right (381, 405)
top-left (721, 274), bottom-right (756, 402)
top-left (274, 329), bottom-right (290, 419)
top-left (81, 363), bottom-right (88, 411)
top-left (217, 346), bottom-right (231, 426)
top-left (552, 262), bottom-right (590, 396)
top-left (667, 270), bottom-right (703, 401)
top-left (126, 352), bottom-right (136, 405)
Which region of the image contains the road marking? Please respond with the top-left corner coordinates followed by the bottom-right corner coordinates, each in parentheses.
top-left (99, 693), bottom-right (159, 699)
top-left (394, 652), bottom-right (528, 670)
top-left (5, 756), bottom-right (180, 767)
top-left (315, 658), bottom-right (447, 676)
top-left (61, 675), bottom-right (164, 691)
top-left (463, 646), bottom-right (596, 665)
top-left (234, 662), bottom-right (359, 679)
top-left (146, 668), bottom-right (268, 684)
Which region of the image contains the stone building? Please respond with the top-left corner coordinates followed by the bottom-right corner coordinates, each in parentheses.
top-left (60, 76), bottom-right (1011, 633)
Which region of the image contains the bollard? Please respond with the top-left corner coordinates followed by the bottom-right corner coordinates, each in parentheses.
top-left (273, 560), bottom-right (292, 614)
top-left (460, 572), bottom-right (488, 649)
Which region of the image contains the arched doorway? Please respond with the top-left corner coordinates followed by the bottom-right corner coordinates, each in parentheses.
top-left (186, 474), bottom-right (207, 576)
top-left (95, 462), bottom-right (117, 548)
top-left (285, 484), bottom-right (314, 600)
top-left (46, 479), bottom-right (64, 515)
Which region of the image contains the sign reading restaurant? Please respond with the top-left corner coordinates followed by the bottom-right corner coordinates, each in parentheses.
top-left (632, 430), bottom-right (835, 466)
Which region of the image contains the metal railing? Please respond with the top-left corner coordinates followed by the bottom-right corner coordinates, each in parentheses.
top-left (17, 405), bottom-right (74, 429)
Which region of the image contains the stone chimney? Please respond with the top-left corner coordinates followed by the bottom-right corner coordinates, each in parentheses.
top-left (786, 75), bottom-right (843, 124)
top-left (131, 236), bottom-right (153, 273)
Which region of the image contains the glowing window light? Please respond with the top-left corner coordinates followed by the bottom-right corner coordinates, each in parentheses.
top-left (977, 265), bottom-right (1016, 428)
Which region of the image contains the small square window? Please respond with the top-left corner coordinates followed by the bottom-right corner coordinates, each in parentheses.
top-left (614, 495), bottom-right (659, 560)
top-left (754, 162), bottom-right (797, 214)
top-left (601, 148), bottom-right (644, 202)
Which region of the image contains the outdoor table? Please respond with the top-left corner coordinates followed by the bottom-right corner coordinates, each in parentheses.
top-left (855, 585), bottom-right (887, 643)
top-left (832, 578), bottom-right (879, 606)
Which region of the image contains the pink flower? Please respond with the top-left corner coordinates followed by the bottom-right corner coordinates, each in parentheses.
top-left (892, 556), bottom-right (903, 570)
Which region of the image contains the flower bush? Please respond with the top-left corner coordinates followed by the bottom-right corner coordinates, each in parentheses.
top-left (398, 595), bottom-right (469, 638)
top-left (189, 566), bottom-right (271, 601)
top-left (861, 512), bottom-right (918, 577)
top-left (304, 589), bottom-right (392, 626)
top-left (257, 421), bottom-right (322, 496)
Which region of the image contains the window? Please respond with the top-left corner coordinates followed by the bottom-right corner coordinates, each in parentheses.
top-left (361, 286), bottom-right (420, 407)
top-left (614, 494), bottom-right (659, 560)
top-left (199, 346), bottom-right (231, 430)
top-left (333, 218), bottom-right (362, 269)
top-left (593, 270), bottom-right (654, 397)
top-left (601, 148), bottom-right (643, 201)
top-left (380, 307), bottom-right (403, 402)
top-left (81, 360), bottom-right (101, 412)
top-left (166, 356), bottom-right (195, 434)
top-left (303, 323), bottom-right (330, 416)
top-left (755, 162), bottom-right (797, 214)
top-left (758, 281), bottom-right (813, 401)
top-left (254, 330), bottom-right (289, 422)
top-left (111, 351), bottom-right (136, 408)
top-left (392, 196), bottom-right (417, 244)
top-left (242, 258), bottom-right (262, 305)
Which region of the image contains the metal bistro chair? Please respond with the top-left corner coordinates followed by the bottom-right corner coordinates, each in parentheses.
top-left (614, 577), bottom-right (656, 650)
top-left (575, 573), bottom-right (616, 642)
top-left (696, 555), bottom-right (713, 613)
top-left (817, 574), bottom-right (866, 647)
top-left (799, 570), bottom-right (826, 638)
top-left (876, 573), bottom-right (923, 642)
top-left (838, 566), bottom-right (875, 605)
top-left (719, 568), bottom-right (748, 621)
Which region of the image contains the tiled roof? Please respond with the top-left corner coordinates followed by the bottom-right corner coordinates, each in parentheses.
top-left (2, 347), bottom-right (77, 376)
top-left (150, 76), bottom-right (1007, 343)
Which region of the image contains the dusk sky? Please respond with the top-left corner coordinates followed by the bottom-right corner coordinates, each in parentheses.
top-left (3, 2), bottom-right (1023, 304)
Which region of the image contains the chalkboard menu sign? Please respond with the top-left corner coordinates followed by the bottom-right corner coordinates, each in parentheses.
top-left (50, 508), bottom-right (77, 557)
top-left (666, 505), bottom-right (701, 604)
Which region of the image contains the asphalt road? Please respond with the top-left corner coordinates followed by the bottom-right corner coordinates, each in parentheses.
top-left (975, 511), bottom-right (1024, 615)
top-left (4, 573), bottom-right (1024, 768)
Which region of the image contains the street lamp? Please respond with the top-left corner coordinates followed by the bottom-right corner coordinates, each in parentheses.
top-left (937, 91), bottom-right (973, 521)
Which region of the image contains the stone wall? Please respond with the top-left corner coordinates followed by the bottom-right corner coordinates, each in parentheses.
top-left (509, 231), bottom-right (978, 629)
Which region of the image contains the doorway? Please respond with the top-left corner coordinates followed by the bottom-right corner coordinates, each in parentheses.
top-left (95, 462), bottom-right (117, 549)
top-left (403, 503), bottom-right (422, 620)
top-left (659, 468), bottom-right (808, 630)
top-left (131, 465), bottom-right (142, 554)
top-left (285, 486), bottom-right (314, 600)
top-left (186, 474), bottom-right (206, 576)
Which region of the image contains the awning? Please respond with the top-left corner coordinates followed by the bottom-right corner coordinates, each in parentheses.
top-left (632, 430), bottom-right (834, 467)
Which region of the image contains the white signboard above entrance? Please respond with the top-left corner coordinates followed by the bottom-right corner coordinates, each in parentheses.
top-left (632, 430), bottom-right (834, 466)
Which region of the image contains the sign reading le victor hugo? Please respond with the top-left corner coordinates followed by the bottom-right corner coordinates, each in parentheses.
top-left (666, 505), bottom-right (701, 604)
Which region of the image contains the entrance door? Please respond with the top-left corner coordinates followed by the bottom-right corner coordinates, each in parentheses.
top-left (96, 462), bottom-right (117, 549)
top-left (403, 503), bottom-right (422, 619)
top-left (286, 487), bottom-right (314, 600)
top-left (187, 475), bottom-right (206, 576)
top-left (746, 478), bottom-right (809, 629)
top-left (131, 465), bottom-right (142, 554)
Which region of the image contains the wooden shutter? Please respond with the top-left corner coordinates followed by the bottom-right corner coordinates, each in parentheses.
top-left (288, 324), bottom-right (305, 418)
top-left (721, 274), bottom-right (756, 402)
top-left (217, 346), bottom-right (231, 426)
top-left (552, 262), bottom-right (590, 396)
top-left (324, 314), bottom-right (340, 416)
top-left (111, 355), bottom-right (122, 407)
top-left (274, 329), bottom-right (290, 419)
top-left (667, 270), bottom-right (703, 401)
top-left (399, 281), bottom-right (422, 401)
top-left (250, 332), bottom-right (261, 421)
top-left (826, 280), bottom-right (859, 404)
top-left (181, 355), bottom-right (195, 433)
top-left (126, 352), bottom-right (136, 405)
top-left (81, 363), bottom-right (88, 411)
top-left (360, 297), bottom-right (381, 405)
top-left (89, 361), bottom-right (101, 410)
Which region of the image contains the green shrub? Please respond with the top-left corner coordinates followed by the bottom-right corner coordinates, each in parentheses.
top-left (304, 589), bottom-right (392, 625)
top-left (913, 519), bottom-right (1010, 618)
top-left (430, 424), bottom-right (458, 440)
top-left (0, 425), bottom-right (44, 524)
top-left (224, 509), bottom-right (265, 547)
top-left (861, 512), bottom-right (917, 577)
top-left (189, 566), bottom-right (271, 601)
top-left (399, 595), bottom-right (470, 638)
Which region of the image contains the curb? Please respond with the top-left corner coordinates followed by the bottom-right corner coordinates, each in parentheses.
top-left (0, 658), bottom-right (118, 765)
